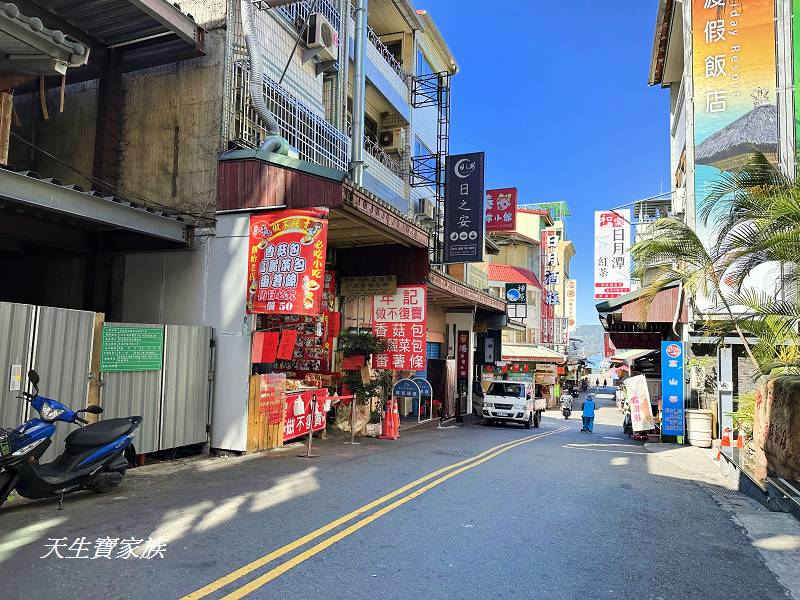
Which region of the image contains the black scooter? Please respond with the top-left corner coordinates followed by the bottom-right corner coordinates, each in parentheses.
top-left (0, 370), bottom-right (142, 509)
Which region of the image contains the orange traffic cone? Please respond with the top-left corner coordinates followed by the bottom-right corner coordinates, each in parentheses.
top-left (380, 399), bottom-right (398, 440)
top-left (393, 398), bottom-right (401, 439)
top-left (721, 427), bottom-right (732, 448)
top-left (713, 448), bottom-right (721, 461)
top-left (736, 431), bottom-right (745, 449)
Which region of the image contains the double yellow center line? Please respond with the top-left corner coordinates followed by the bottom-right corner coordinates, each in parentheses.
top-left (183, 427), bottom-right (567, 600)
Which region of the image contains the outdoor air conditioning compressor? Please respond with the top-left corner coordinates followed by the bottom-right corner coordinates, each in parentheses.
top-left (379, 128), bottom-right (405, 152)
top-left (305, 12), bottom-right (339, 62)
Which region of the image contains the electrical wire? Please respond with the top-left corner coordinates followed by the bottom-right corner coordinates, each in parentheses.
top-left (9, 131), bottom-right (214, 225)
top-left (278, 0), bottom-right (321, 85)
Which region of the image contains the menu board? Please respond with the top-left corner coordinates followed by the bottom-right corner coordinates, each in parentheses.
top-left (258, 271), bottom-right (337, 373)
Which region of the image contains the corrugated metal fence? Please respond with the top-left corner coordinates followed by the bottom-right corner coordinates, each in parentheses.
top-left (0, 302), bottom-right (213, 458)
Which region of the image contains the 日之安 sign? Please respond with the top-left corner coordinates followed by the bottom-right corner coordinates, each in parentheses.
top-left (444, 152), bottom-right (485, 263)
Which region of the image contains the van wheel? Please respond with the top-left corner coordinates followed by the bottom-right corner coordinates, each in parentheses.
top-left (524, 414), bottom-right (532, 429)
top-left (485, 419), bottom-right (493, 426)
top-left (533, 412), bottom-right (541, 428)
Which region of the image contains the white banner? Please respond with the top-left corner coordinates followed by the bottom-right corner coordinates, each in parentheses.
top-left (566, 279), bottom-right (577, 332)
top-left (624, 374), bottom-right (654, 432)
top-left (594, 209), bottom-right (631, 300)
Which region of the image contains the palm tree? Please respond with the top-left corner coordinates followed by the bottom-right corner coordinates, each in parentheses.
top-left (630, 217), bottom-right (761, 371)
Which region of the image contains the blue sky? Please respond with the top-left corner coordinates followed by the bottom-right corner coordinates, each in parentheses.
top-left (420, 0), bottom-right (671, 326)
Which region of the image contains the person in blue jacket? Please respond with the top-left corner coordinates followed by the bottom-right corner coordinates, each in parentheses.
top-left (582, 395), bottom-right (596, 433)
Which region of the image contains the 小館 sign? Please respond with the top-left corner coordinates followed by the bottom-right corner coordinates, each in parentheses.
top-left (247, 208), bottom-right (329, 316)
top-left (485, 188), bottom-right (517, 232)
top-left (372, 285), bottom-right (427, 371)
top-left (594, 209), bottom-right (631, 300)
top-left (661, 341), bottom-right (685, 437)
top-left (444, 152), bottom-right (485, 263)
top-left (100, 326), bottom-right (163, 372)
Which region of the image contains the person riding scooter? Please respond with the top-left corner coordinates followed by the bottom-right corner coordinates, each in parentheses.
top-left (560, 393), bottom-right (573, 419)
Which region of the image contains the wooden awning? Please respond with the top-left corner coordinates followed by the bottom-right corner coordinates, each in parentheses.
top-left (427, 270), bottom-right (505, 313)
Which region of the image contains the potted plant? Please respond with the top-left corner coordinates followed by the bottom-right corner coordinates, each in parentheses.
top-left (339, 332), bottom-right (387, 366)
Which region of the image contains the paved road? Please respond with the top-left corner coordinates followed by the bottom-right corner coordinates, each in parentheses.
top-left (0, 395), bottom-right (791, 600)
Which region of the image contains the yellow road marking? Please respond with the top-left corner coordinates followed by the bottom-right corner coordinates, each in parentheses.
top-left (188, 427), bottom-right (566, 600)
top-left (182, 431), bottom-right (557, 600)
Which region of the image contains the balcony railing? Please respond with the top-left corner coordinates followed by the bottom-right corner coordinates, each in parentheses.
top-left (231, 61), bottom-right (350, 171)
top-left (364, 136), bottom-right (404, 179)
top-left (350, 4), bottom-right (408, 81)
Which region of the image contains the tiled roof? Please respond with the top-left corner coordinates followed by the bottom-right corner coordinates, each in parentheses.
top-left (1, 2), bottom-right (89, 60)
top-left (487, 264), bottom-right (542, 288)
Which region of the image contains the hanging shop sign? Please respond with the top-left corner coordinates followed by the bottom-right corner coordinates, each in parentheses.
top-left (340, 275), bottom-right (397, 297)
top-left (594, 209), bottom-right (631, 300)
top-left (536, 364), bottom-right (557, 373)
top-left (624, 374), bottom-right (655, 432)
top-left (505, 283), bottom-right (527, 305)
top-left (456, 331), bottom-right (470, 379)
top-left (485, 187), bottom-right (517, 232)
top-left (604, 333), bottom-right (616, 359)
top-left (372, 285), bottom-right (427, 371)
top-left (661, 341), bottom-right (685, 437)
top-left (444, 152), bottom-right (485, 263)
top-left (258, 272), bottom-right (338, 373)
top-left (535, 372), bottom-right (556, 385)
top-left (247, 208), bottom-right (329, 316)
top-left (276, 330), bottom-right (298, 360)
top-left (100, 325), bottom-right (163, 372)
top-left (566, 279), bottom-right (577, 332)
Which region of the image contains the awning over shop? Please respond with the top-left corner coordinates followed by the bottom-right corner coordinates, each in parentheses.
top-left (610, 349), bottom-right (657, 364)
top-left (487, 264), bottom-right (542, 288)
top-left (14, 0), bottom-right (205, 82)
top-left (596, 284), bottom-right (686, 324)
top-left (0, 166), bottom-right (190, 250)
top-left (501, 343), bottom-right (565, 364)
top-left (427, 270), bottom-right (506, 313)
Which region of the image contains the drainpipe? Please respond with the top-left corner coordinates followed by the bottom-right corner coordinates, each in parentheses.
top-left (337, 0), bottom-right (350, 133)
top-left (350, 0), bottom-right (368, 186)
top-left (241, 0), bottom-right (290, 154)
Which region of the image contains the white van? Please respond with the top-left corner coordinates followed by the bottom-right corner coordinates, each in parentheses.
top-left (478, 380), bottom-right (544, 428)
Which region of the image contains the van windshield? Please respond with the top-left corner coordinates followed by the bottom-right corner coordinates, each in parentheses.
top-left (487, 382), bottom-right (524, 397)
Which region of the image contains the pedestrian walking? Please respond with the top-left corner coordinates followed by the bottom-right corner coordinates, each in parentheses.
top-left (603, 378), bottom-right (607, 388)
top-left (595, 378), bottom-right (599, 388)
top-left (581, 395), bottom-right (596, 433)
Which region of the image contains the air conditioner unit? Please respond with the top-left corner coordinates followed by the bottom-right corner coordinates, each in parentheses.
top-left (414, 198), bottom-right (435, 224)
top-left (379, 128), bottom-right (405, 152)
top-left (673, 187), bottom-right (686, 215)
top-left (305, 13), bottom-right (338, 62)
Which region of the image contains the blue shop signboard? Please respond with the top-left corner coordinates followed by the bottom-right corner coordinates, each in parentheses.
top-left (661, 341), bottom-right (685, 437)
top-left (393, 379), bottom-right (421, 399)
top-left (412, 377), bottom-right (432, 397)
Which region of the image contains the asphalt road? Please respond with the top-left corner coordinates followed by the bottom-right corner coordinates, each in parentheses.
top-left (0, 392), bottom-right (791, 599)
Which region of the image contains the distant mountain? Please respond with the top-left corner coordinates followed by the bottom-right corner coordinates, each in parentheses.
top-left (575, 324), bottom-right (604, 357)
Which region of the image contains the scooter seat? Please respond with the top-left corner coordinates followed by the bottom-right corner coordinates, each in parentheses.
top-left (65, 418), bottom-right (137, 448)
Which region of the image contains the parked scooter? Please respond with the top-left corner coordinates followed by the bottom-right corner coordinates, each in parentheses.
top-left (622, 401), bottom-right (633, 436)
top-left (0, 370), bottom-right (142, 509)
top-left (560, 395), bottom-right (573, 420)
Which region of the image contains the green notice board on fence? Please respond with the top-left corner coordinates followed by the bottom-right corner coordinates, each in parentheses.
top-left (100, 325), bottom-right (164, 372)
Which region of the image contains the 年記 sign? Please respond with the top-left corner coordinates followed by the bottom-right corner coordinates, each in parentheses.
top-left (372, 285), bottom-right (427, 371)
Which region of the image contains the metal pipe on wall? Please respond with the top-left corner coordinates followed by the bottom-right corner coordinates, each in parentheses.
top-left (350, 0), bottom-right (368, 186)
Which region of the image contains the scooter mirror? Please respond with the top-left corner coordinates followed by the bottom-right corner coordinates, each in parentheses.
top-left (84, 405), bottom-right (103, 415)
top-left (28, 369), bottom-right (39, 389)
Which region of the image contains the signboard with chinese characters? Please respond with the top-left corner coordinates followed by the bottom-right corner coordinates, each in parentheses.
top-left (485, 188), bottom-right (517, 231)
top-left (693, 0), bottom-right (777, 286)
top-left (100, 326), bottom-right (163, 372)
top-left (505, 283), bottom-right (527, 305)
top-left (540, 229), bottom-right (559, 346)
top-left (624, 375), bottom-right (655, 432)
top-left (565, 279), bottom-right (577, 332)
top-left (457, 331), bottom-right (470, 379)
top-left (247, 208), bottom-right (329, 316)
top-left (444, 152), bottom-right (485, 263)
top-left (661, 341), bottom-right (685, 437)
top-left (594, 209), bottom-right (630, 300)
top-left (604, 333), bottom-right (616, 358)
top-left (393, 379), bottom-right (421, 399)
top-left (372, 285), bottom-right (427, 371)
top-left (340, 276), bottom-right (397, 297)
top-left (283, 389), bottom-right (327, 442)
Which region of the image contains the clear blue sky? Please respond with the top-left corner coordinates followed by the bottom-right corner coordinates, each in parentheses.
top-left (420, 0), bottom-right (671, 326)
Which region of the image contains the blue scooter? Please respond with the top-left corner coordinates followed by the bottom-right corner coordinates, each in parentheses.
top-left (0, 370), bottom-right (142, 509)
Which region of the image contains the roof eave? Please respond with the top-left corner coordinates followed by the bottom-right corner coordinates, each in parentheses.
top-left (648, 0), bottom-right (673, 87)
top-left (415, 9), bottom-right (458, 73)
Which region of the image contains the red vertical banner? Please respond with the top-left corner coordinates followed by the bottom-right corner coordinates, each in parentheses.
top-left (372, 285), bottom-right (427, 371)
top-left (604, 333), bottom-right (616, 359)
top-left (457, 331), bottom-right (469, 379)
top-left (540, 229), bottom-right (557, 345)
top-left (247, 208), bottom-right (329, 316)
top-left (276, 330), bottom-right (298, 360)
top-left (485, 188), bottom-right (517, 232)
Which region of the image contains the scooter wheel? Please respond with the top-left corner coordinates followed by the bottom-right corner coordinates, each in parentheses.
top-left (92, 471), bottom-right (124, 493)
